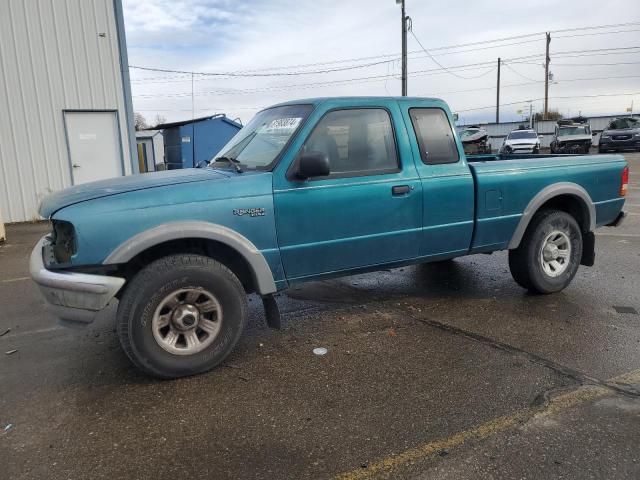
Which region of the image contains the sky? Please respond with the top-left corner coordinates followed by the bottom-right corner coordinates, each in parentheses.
top-left (122, 0), bottom-right (640, 126)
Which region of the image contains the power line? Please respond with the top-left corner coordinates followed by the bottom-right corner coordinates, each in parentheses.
top-left (132, 59), bottom-right (507, 97)
top-left (132, 62), bottom-right (505, 99)
top-left (408, 28), bottom-right (497, 79)
top-left (501, 62), bottom-right (540, 82)
top-left (129, 45), bottom-right (640, 84)
top-left (514, 60), bottom-right (640, 67)
top-left (455, 91), bottom-right (640, 112)
top-left (555, 28), bottom-right (640, 39)
top-left (129, 58), bottom-right (399, 77)
top-left (551, 21), bottom-right (640, 34)
top-left (133, 71), bottom-right (640, 100)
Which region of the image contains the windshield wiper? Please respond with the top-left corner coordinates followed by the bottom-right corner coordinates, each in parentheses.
top-left (212, 156), bottom-right (243, 173)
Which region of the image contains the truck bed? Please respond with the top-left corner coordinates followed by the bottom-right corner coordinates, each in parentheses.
top-left (466, 153), bottom-right (627, 252)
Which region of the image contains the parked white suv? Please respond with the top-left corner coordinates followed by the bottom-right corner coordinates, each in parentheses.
top-left (500, 129), bottom-right (541, 154)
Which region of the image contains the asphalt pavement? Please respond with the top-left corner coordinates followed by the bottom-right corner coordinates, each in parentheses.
top-left (1, 152), bottom-right (639, 479)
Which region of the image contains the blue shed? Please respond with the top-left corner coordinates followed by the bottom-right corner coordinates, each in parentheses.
top-left (157, 114), bottom-right (242, 169)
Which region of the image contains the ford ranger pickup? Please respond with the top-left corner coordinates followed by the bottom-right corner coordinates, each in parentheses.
top-left (30, 97), bottom-right (629, 378)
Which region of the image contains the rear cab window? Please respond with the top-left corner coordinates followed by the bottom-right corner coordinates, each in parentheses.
top-left (408, 108), bottom-right (459, 165)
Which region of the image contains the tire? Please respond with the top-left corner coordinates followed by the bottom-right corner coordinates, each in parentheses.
top-left (533, 146), bottom-right (540, 154)
top-left (508, 210), bottom-right (582, 294)
top-left (117, 254), bottom-right (248, 379)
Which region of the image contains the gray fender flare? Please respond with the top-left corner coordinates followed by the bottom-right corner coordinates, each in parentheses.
top-left (103, 221), bottom-right (277, 295)
top-left (508, 182), bottom-right (596, 249)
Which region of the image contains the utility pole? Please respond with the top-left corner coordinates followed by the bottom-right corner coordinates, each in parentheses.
top-left (496, 57), bottom-right (501, 123)
top-left (544, 32), bottom-right (551, 119)
top-left (529, 101), bottom-right (533, 129)
top-left (398, 0), bottom-right (408, 96)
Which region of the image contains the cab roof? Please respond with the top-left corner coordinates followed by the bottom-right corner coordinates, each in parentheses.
top-left (269, 96), bottom-right (447, 108)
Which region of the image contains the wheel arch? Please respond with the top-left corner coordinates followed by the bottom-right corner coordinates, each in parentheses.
top-left (508, 182), bottom-right (596, 250)
top-left (104, 221), bottom-right (277, 295)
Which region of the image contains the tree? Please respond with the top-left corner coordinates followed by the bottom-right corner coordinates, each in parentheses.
top-left (152, 114), bottom-right (167, 128)
top-left (134, 112), bottom-right (148, 131)
top-left (533, 110), bottom-right (563, 121)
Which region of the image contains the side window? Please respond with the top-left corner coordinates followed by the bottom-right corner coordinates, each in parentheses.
top-left (409, 108), bottom-right (460, 165)
top-left (303, 109), bottom-right (399, 177)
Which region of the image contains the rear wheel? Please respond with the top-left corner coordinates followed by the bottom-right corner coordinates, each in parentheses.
top-left (117, 254), bottom-right (248, 378)
top-left (508, 210), bottom-right (582, 294)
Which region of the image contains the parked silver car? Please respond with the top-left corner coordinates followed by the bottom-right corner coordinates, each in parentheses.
top-left (500, 128), bottom-right (541, 154)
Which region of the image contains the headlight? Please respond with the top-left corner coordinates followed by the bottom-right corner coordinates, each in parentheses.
top-left (51, 220), bottom-right (76, 264)
top-left (601, 134), bottom-right (610, 139)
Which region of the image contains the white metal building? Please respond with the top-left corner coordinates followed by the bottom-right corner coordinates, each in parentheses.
top-left (0, 0), bottom-right (136, 223)
top-left (136, 130), bottom-right (165, 172)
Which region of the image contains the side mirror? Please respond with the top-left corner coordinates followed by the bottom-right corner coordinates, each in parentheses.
top-left (195, 159), bottom-right (209, 168)
top-left (296, 152), bottom-right (330, 179)
top-left (592, 132), bottom-right (598, 136)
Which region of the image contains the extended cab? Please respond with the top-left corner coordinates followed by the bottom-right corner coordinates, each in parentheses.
top-left (31, 97), bottom-right (629, 378)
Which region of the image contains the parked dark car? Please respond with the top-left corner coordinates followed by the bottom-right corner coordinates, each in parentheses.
top-left (598, 117), bottom-right (640, 153)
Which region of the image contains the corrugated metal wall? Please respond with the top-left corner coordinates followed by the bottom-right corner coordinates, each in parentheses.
top-left (0, 0), bottom-right (132, 222)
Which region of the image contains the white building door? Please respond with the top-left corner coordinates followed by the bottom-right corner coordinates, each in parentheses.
top-left (64, 111), bottom-right (123, 184)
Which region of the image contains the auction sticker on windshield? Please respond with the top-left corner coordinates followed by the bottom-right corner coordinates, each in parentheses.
top-left (265, 117), bottom-right (302, 132)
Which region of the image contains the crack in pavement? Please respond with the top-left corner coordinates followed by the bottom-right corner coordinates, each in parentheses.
top-left (412, 316), bottom-right (640, 399)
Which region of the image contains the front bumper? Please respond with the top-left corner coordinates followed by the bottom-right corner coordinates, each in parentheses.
top-left (599, 138), bottom-right (640, 151)
top-left (555, 142), bottom-right (591, 153)
top-left (30, 236), bottom-right (125, 325)
top-left (503, 144), bottom-right (537, 153)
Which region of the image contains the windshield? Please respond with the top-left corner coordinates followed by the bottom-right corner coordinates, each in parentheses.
top-left (459, 129), bottom-right (480, 138)
top-left (559, 126), bottom-right (589, 136)
top-left (608, 118), bottom-right (638, 130)
top-left (211, 104), bottom-right (312, 169)
top-left (508, 131), bottom-right (537, 139)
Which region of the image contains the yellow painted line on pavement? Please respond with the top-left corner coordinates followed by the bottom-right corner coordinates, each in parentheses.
top-left (334, 369), bottom-right (640, 480)
top-left (595, 233), bottom-right (640, 238)
top-left (610, 369), bottom-right (640, 386)
top-left (0, 276), bottom-right (30, 284)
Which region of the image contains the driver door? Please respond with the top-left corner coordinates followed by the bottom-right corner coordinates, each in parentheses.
top-left (273, 104), bottom-right (422, 281)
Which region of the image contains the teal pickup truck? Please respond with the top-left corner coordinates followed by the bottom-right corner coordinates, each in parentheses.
top-left (31, 97), bottom-right (628, 378)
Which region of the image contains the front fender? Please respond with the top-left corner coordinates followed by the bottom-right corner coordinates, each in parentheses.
top-left (104, 221), bottom-right (277, 295)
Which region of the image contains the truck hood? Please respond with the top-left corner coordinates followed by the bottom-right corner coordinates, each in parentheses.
top-left (505, 138), bottom-right (538, 145)
top-left (557, 134), bottom-right (592, 142)
top-left (40, 168), bottom-right (231, 218)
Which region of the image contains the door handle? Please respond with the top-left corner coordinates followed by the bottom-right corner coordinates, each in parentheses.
top-left (392, 185), bottom-right (411, 196)
top-left (72, 164), bottom-right (81, 168)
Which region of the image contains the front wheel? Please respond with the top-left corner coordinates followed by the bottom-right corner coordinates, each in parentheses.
top-left (508, 210), bottom-right (583, 294)
top-left (117, 254), bottom-right (248, 378)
